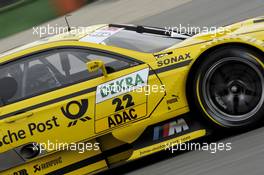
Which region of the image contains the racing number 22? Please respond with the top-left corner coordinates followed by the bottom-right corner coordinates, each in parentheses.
top-left (112, 94), bottom-right (135, 112)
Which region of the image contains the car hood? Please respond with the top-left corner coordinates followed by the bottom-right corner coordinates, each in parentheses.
top-left (166, 16), bottom-right (264, 50)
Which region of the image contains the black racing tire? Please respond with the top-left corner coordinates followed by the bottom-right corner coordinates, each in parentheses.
top-left (188, 46), bottom-right (264, 129)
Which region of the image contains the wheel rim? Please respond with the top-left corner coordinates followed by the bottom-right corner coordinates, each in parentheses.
top-left (202, 57), bottom-right (264, 122)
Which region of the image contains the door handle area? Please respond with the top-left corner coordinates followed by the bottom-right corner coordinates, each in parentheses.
top-left (1, 111), bottom-right (33, 123)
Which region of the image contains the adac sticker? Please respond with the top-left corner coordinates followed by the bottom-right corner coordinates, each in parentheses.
top-left (96, 68), bottom-right (149, 104)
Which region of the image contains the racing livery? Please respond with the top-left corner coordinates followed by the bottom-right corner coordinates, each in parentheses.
top-left (0, 16), bottom-right (264, 174)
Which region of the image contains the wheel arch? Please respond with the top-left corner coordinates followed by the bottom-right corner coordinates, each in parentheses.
top-left (185, 42), bottom-right (264, 128)
top-left (187, 42), bottom-right (264, 90)
top-left (186, 42), bottom-right (264, 110)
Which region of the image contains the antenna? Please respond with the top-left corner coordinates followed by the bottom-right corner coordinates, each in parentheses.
top-left (64, 14), bottom-right (72, 32)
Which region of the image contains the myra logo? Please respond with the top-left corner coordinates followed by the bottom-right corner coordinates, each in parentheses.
top-left (153, 118), bottom-right (189, 141)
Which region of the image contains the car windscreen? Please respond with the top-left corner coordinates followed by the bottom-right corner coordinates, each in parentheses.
top-left (102, 29), bottom-right (182, 53)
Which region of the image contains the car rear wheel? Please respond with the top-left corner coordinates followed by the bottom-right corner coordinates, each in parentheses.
top-left (189, 46), bottom-right (264, 128)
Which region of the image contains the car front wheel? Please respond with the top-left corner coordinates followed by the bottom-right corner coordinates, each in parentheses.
top-left (189, 46), bottom-right (264, 128)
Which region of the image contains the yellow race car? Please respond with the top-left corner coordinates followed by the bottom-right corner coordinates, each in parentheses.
top-left (0, 16), bottom-right (264, 175)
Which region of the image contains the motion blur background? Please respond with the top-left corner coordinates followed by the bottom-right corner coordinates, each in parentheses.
top-left (0, 0), bottom-right (92, 38)
top-left (1, 0), bottom-right (264, 174)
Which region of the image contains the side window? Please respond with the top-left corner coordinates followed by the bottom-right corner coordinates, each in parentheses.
top-left (0, 63), bottom-right (24, 102)
top-left (45, 53), bottom-right (65, 76)
top-left (68, 54), bottom-right (88, 74)
top-left (45, 52), bottom-right (95, 83)
top-left (0, 48), bottom-right (138, 104)
top-left (0, 55), bottom-right (62, 104)
top-left (24, 59), bottom-right (61, 97)
top-left (49, 49), bottom-right (136, 84)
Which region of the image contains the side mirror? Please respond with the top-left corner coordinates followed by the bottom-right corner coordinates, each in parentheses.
top-left (86, 60), bottom-right (108, 77)
top-left (0, 77), bottom-right (18, 105)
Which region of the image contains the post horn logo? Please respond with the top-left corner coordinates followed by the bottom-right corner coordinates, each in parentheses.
top-left (61, 99), bottom-right (91, 127)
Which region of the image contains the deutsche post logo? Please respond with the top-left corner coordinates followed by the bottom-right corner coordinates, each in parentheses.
top-left (61, 99), bottom-right (91, 127)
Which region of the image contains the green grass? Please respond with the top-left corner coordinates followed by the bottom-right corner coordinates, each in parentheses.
top-left (0, 0), bottom-right (57, 38)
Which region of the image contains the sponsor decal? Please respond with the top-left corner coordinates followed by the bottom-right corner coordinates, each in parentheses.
top-left (33, 157), bottom-right (62, 173)
top-left (12, 169), bottom-right (28, 175)
top-left (27, 117), bottom-right (60, 136)
top-left (95, 102), bottom-right (146, 133)
top-left (0, 99), bottom-right (92, 147)
top-left (61, 100), bottom-right (88, 120)
top-left (61, 99), bottom-right (91, 127)
top-left (96, 68), bottom-right (149, 103)
top-left (129, 130), bottom-right (206, 160)
top-left (112, 94), bottom-right (135, 112)
top-left (153, 118), bottom-right (189, 141)
top-left (108, 94), bottom-right (137, 128)
top-left (108, 108), bottom-right (137, 128)
top-left (157, 52), bottom-right (191, 67)
top-left (0, 117), bottom-right (60, 147)
top-left (79, 27), bottom-right (123, 44)
top-left (154, 51), bottom-right (173, 59)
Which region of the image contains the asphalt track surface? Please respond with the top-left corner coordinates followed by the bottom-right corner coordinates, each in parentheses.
top-left (1, 0), bottom-right (264, 175)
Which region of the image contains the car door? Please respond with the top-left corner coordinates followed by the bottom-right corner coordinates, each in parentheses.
top-left (64, 48), bottom-right (165, 134)
top-left (94, 63), bottom-right (165, 134)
